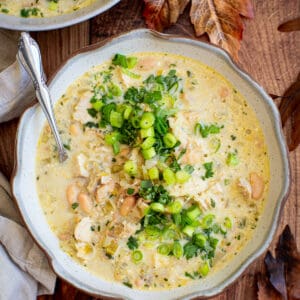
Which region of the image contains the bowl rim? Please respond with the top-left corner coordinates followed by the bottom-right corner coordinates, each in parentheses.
top-left (0, 0), bottom-right (120, 31)
top-left (11, 29), bottom-right (291, 299)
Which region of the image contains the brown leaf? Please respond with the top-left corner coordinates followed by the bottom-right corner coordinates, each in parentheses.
top-left (143, 0), bottom-right (189, 31)
top-left (143, 0), bottom-right (254, 60)
top-left (190, 0), bottom-right (254, 60)
top-left (278, 17), bottom-right (300, 32)
top-left (276, 226), bottom-right (300, 300)
top-left (257, 274), bottom-right (282, 300)
top-left (264, 251), bottom-right (287, 300)
top-left (279, 72), bottom-right (300, 151)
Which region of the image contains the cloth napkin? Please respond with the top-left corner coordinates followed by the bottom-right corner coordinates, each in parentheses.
top-left (0, 173), bottom-right (56, 299)
top-left (0, 29), bottom-right (56, 299)
top-left (0, 29), bottom-right (35, 123)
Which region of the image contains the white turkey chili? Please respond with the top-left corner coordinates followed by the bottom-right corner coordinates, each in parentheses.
top-left (36, 52), bottom-right (269, 289)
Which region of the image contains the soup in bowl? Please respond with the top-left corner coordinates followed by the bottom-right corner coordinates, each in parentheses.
top-left (13, 30), bottom-right (290, 299)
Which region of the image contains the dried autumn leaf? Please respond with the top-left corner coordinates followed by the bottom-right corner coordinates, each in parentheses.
top-left (264, 251), bottom-right (287, 300)
top-left (143, 0), bottom-right (190, 31)
top-left (190, 0), bottom-right (254, 60)
top-left (276, 226), bottom-right (300, 300)
top-left (257, 274), bottom-right (282, 300)
top-left (278, 17), bottom-right (300, 32)
top-left (143, 0), bottom-right (254, 60)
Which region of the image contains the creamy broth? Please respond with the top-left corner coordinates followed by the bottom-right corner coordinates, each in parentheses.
top-left (36, 53), bottom-right (269, 290)
top-left (0, 0), bottom-right (96, 17)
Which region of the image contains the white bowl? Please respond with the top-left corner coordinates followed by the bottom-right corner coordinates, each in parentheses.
top-left (12, 29), bottom-right (291, 299)
top-left (0, 0), bottom-right (120, 31)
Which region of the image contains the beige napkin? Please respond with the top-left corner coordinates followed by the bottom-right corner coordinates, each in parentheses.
top-left (0, 29), bottom-right (35, 123)
top-left (0, 172), bottom-right (56, 299)
top-left (0, 29), bottom-right (56, 299)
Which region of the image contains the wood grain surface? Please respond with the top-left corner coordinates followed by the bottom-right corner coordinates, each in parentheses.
top-left (0, 0), bottom-right (299, 299)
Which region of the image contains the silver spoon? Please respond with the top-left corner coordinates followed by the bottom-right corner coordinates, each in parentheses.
top-left (17, 32), bottom-right (68, 163)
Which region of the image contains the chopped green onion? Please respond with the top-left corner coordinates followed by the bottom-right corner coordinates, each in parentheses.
top-left (142, 147), bottom-right (156, 160)
top-left (172, 213), bottom-right (181, 226)
top-left (201, 214), bottom-right (215, 229)
top-left (123, 106), bottom-right (133, 120)
top-left (157, 243), bottom-right (171, 255)
top-left (140, 127), bottom-right (155, 139)
top-left (182, 225), bottom-right (195, 237)
top-left (110, 111), bottom-right (123, 128)
top-left (186, 205), bottom-right (201, 220)
top-left (226, 152), bottom-right (239, 166)
top-left (209, 138), bottom-right (221, 153)
top-left (105, 132), bottom-right (120, 145)
top-left (131, 250), bottom-right (143, 263)
top-left (150, 202), bottom-right (165, 213)
top-left (164, 228), bottom-right (177, 240)
top-left (148, 167), bottom-right (159, 180)
top-left (109, 84), bottom-right (122, 97)
top-left (140, 112), bottom-right (155, 129)
top-left (163, 168), bottom-right (176, 185)
top-left (175, 170), bottom-right (190, 184)
top-left (145, 226), bottom-right (161, 238)
top-left (121, 68), bottom-right (141, 79)
top-left (199, 261), bottom-right (210, 277)
top-left (224, 217), bottom-right (232, 229)
top-left (172, 241), bottom-right (183, 258)
top-left (141, 137), bottom-right (156, 150)
top-left (124, 160), bottom-right (138, 176)
top-left (194, 233), bottom-right (207, 248)
top-left (91, 100), bottom-right (103, 111)
top-left (167, 200), bottom-right (182, 214)
top-left (131, 116), bottom-right (141, 128)
top-left (127, 57), bottom-right (138, 69)
top-left (163, 133), bottom-right (177, 148)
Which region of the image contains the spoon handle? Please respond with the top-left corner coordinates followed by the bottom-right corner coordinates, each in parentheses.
top-left (17, 32), bottom-right (68, 163)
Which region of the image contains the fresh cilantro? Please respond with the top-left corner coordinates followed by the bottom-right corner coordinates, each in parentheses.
top-left (63, 143), bottom-right (71, 151)
top-left (210, 198), bottom-right (216, 208)
top-left (138, 182), bottom-right (172, 205)
top-left (183, 242), bottom-right (199, 259)
top-left (127, 188), bottom-right (135, 195)
top-left (127, 236), bottom-right (138, 250)
top-left (195, 123), bottom-right (224, 138)
top-left (84, 121), bottom-right (98, 128)
top-left (183, 165), bottom-right (194, 174)
top-left (123, 281), bottom-right (133, 288)
top-left (202, 162), bottom-right (214, 179)
top-left (71, 203), bottom-right (79, 210)
top-left (87, 108), bottom-right (98, 118)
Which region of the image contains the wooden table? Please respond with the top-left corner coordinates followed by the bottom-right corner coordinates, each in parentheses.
top-left (0, 0), bottom-right (299, 299)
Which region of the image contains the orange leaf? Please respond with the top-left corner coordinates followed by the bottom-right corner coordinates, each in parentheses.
top-left (190, 0), bottom-right (254, 60)
top-left (143, 0), bottom-right (190, 31)
top-left (143, 0), bottom-right (254, 60)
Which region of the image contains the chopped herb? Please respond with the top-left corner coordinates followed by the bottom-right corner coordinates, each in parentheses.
top-left (63, 143), bottom-right (71, 151)
top-left (127, 188), bottom-right (135, 195)
top-left (127, 236), bottom-right (138, 250)
top-left (210, 198), bottom-right (216, 208)
top-left (230, 135), bottom-right (237, 141)
top-left (195, 123), bottom-right (224, 138)
top-left (123, 281), bottom-right (133, 288)
top-left (183, 242), bottom-right (198, 259)
top-left (226, 152), bottom-right (239, 166)
top-left (84, 121), bottom-right (98, 128)
top-left (202, 162), bottom-right (214, 179)
top-left (183, 165), bottom-right (194, 174)
top-left (71, 203), bottom-right (79, 210)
